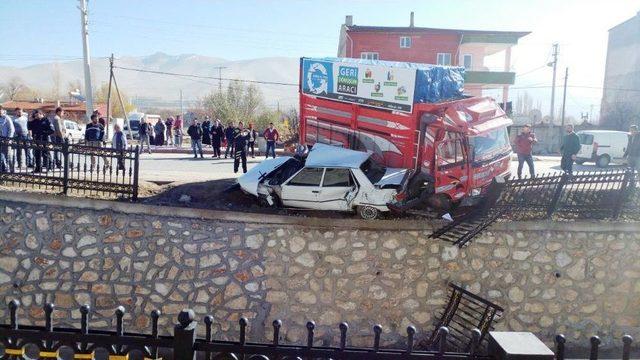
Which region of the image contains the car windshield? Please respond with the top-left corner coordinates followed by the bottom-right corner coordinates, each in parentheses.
top-left (359, 158), bottom-right (387, 184)
top-left (470, 127), bottom-right (510, 162)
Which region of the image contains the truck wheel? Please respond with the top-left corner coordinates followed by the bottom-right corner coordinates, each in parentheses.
top-left (596, 155), bottom-right (610, 168)
top-left (427, 194), bottom-right (452, 211)
top-left (357, 206), bottom-right (379, 220)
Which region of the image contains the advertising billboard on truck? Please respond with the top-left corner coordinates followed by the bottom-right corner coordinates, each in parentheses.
top-left (302, 57), bottom-right (418, 113)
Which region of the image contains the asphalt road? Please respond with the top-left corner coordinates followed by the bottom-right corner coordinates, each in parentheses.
top-left (138, 152), bottom-right (628, 184)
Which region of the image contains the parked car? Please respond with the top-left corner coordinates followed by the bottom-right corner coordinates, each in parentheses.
top-left (237, 143), bottom-right (411, 219)
top-left (576, 130), bottom-right (630, 167)
top-left (64, 120), bottom-right (84, 142)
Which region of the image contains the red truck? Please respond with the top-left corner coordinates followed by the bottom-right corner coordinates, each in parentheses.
top-left (299, 57), bottom-right (513, 210)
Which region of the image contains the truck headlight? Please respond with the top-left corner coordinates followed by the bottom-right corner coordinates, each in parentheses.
top-left (471, 188), bottom-right (482, 196)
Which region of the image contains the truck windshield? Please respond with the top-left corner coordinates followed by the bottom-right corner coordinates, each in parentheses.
top-left (470, 127), bottom-right (510, 162)
top-left (360, 158), bottom-right (387, 184)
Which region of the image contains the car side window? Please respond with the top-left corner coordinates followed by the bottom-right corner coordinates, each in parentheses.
top-left (287, 168), bottom-right (324, 186)
top-left (322, 168), bottom-right (352, 187)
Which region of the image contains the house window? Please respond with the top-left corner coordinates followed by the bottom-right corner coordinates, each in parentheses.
top-left (437, 53), bottom-right (452, 66)
top-left (462, 54), bottom-right (473, 69)
top-left (400, 36), bottom-right (412, 48)
top-left (360, 52), bottom-right (379, 61)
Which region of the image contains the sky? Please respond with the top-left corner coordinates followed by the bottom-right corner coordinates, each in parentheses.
top-left (2, 0), bottom-right (640, 120)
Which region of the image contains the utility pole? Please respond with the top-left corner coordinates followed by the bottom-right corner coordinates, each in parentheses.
top-left (79, 0), bottom-right (94, 120)
top-left (560, 67), bottom-right (568, 147)
top-left (213, 66), bottom-right (227, 92)
top-left (548, 43), bottom-right (558, 127)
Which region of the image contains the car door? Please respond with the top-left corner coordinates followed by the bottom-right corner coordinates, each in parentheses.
top-left (280, 167), bottom-right (324, 208)
top-left (317, 168), bottom-right (356, 211)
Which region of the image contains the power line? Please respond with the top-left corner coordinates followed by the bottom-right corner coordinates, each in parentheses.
top-left (515, 65), bottom-right (547, 78)
top-left (113, 66), bottom-right (298, 87)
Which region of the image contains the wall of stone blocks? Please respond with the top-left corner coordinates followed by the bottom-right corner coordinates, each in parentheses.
top-left (0, 197), bottom-right (638, 352)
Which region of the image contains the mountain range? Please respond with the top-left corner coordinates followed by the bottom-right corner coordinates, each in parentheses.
top-left (0, 52), bottom-right (300, 110)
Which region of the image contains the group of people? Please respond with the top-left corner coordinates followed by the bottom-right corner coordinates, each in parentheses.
top-left (0, 105), bottom-right (130, 173)
top-left (137, 115), bottom-right (280, 173)
top-left (514, 123), bottom-right (640, 178)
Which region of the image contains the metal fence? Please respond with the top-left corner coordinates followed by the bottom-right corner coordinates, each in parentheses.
top-left (432, 169), bottom-right (640, 247)
top-left (0, 137), bottom-right (139, 200)
top-left (0, 300), bottom-right (490, 360)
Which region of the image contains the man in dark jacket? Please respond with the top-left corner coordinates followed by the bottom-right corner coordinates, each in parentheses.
top-left (138, 118), bottom-right (152, 154)
top-left (625, 125), bottom-right (640, 169)
top-left (28, 110), bottom-right (55, 172)
top-left (514, 124), bottom-right (537, 179)
top-left (224, 122), bottom-right (236, 158)
top-left (85, 114), bottom-right (105, 169)
top-left (233, 122), bottom-right (250, 173)
top-left (560, 124), bottom-right (581, 175)
top-left (187, 118), bottom-right (204, 158)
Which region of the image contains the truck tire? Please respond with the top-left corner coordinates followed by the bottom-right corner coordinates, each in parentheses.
top-left (357, 206), bottom-right (379, 220)
top-left (427, 194), bottom-right (453, 211)
top-left (596, 154), bottom-right (610, 168)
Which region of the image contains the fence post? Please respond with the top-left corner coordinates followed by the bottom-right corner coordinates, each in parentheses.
top-left (546, 173), bottom-right (567, 218)
top-left (132, 145), bottom-right (140, 201)
top-left (173, 309), bottom-right (197, 360)
top-left (613, 170), bottom-right (632, 219)
top-left (62, 138), bottom-right (69, 195)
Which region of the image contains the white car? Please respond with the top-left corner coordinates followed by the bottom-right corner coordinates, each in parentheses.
top-left (238, 143), bottom-right (410, 219)
top-left (64, 120), bottom-right (84, 142)
top-left (576, 130), bottom-right (630, 167)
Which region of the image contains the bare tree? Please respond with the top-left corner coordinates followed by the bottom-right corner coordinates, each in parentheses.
top-left (3, 77), bottom-right (26, 100)
top-left (51, 63), bottom-right (61, 100)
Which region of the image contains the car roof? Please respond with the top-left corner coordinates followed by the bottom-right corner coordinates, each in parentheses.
top-left (305, 143), bottom-right (370, 168)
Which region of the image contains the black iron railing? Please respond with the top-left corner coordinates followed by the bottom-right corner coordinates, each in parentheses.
top-left (0, 137), bottom-right (139, 200)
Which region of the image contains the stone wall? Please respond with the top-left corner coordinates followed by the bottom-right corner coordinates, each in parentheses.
top-left (0, 193), bottom-right (639, 351)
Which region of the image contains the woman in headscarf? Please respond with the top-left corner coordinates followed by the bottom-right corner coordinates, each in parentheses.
top-left (154, 118), bottom-right (166, 146)
top-left (202, 116), bottom-right (212, 149)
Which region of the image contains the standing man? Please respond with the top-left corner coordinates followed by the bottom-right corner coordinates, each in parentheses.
top-left (263, 122), bottom-right (279, 159)
top-left (138, 117), bottom-right (152, 154)
top-left (211, 119), bottom-right (224, 159)
top-left (514, 124), bottom-right (537, 179)
top-left (247, 123), bottom-right (258, 158)
top-left (12, 107), bottom-right (32, 168)
top-left (50, 107), bottom-right (66, 169)
top-left (187, 118), bottom-right (204, 159)
top-left (233, 122), bottom-right (250, 173)
top-left (112, 124), bottom-right (128, 171)
top-left (0, 107), bottom-right (15, 172)
top-left (224, 122), bottom-right (236, 159)
top-left (165, 117), bottom-right (174, 146)
top-left (624, 125), bottom-right (640, 169)
top-left (29, 110), bottom-right (54, 172)
top-left (85, 114), bottom-right (105, 169)
top-left (173, 115), bottom-right (184, 148)
top-left (560, 124), bottom-right (581, 175)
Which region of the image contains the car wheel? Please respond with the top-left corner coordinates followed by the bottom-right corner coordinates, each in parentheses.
top-left (596, 155), bottom-right (610, 168)
top-left (357, 205), bottom-right (379, 220)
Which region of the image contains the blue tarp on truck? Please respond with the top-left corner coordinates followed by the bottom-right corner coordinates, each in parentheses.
top-left (301, 57), bottom-right (465, 112)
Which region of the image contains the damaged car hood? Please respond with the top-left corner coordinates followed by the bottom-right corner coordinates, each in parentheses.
top-left (238, 157), bottom-right (292, 196)
top-left (374, 167), bottom-right (408, 187)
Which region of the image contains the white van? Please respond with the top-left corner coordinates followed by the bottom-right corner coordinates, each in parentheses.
top-left (576, 130), bottom-right (630, 167)
top-left (64, 120), bottom-right (84, 142)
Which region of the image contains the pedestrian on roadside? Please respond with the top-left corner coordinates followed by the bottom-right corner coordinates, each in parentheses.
top-left (233, 122), bottom-right (250, 173)
top-left (85, 114), bottom-right (105, 169)
top-left (138, 117), bottom-right (152, 154)
top-left (148, 119), bottom-right (156, 146)
top-left (514, 124), bottom-right (537, 179)
top-left (112, 124), bottom-right (128, 171)
top-left (12, 107), bottom-right (33, 168)
top-left (263, 122), bottom-right (279, 159)
top-left (173, 115), bottom-right (184, 148)
top-left (560, 124), bottom-right (581, 176)
top-left (29, 110), bottom-right (54, 173)
top-left (211, 119), bottom-right (224, 158)
top-left (247, 123), bottom-right (258, 158)
top-left (224, 122), bottom-right (236, 158)
top-left (154, 118), bottom-right (166, 146)
top-left (187, 118), bottom-right (204, 159)
top-left (0, 106), bottom-right (15, 172)
top-left (49, 107), bottom-right (65, 169)
top-left (624, 125), bottom-right (640, 169)
top-left (165, 117), bottom-right (174, 146)
top-left (202, 116), bottom-right (212, 149)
